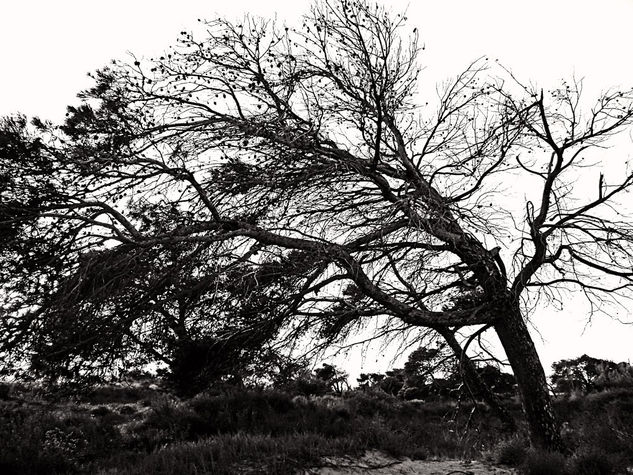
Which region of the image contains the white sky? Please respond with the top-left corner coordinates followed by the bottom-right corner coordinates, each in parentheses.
top-left (2, 0), bottom-right (633, 378)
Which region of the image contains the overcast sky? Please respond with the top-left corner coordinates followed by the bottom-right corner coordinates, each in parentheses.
top-left (2, 0), bottom-right (633, 376)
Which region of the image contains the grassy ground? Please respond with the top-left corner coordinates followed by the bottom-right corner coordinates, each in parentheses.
top-left (0, 382), bottom-right (631, 474)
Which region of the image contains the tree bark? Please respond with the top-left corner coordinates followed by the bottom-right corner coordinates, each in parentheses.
top-left (494, 308), bottom-right (562, 451)
top-left (438, 328), bottom-right (516, 431)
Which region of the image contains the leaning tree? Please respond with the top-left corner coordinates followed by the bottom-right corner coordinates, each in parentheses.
top-left (2, 0), bottom-right (633, 450)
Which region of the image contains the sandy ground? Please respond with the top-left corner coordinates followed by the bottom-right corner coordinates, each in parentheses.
top-left (303, 451), bottom-right (516, 475)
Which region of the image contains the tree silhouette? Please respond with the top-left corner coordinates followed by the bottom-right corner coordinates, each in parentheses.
top-left (2, 0), bottom-right (633, 450)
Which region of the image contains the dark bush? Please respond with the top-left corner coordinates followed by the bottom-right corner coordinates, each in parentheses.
top-left (91, 405), bottom-right (111, 417)
top-left (495, 438), bottom-right (528, 466)
top-left (570, 451), bottom-right (616, 475)
top-left (0, 382), bottom-right (11, 400)
top-left (292, 374), bottom-right (330, 396)
top-left (520, 450), bottom-right (568, 475)
top-left (119, 404), bottom-right (137, 415)
top-left (400, 386), bottom-right (428, 400)
top-left (378, 375), bottom-right (404, 396)
top-left (136, 400), bottom-right (202, 445)
top-left (82, 385), bottom-right (145, 404)
top-left (260, 390), bottom-right (295, 413)
top-left (344, 390), bottom-right (396, 417)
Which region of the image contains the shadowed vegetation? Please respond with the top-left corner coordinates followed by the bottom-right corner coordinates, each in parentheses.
top-left (0, 365), bottom-right (632, 474)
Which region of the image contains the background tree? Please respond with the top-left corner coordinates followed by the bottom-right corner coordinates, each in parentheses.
top-left (399, 344), bottom-right (458, 399)
top-left (356, 372), bottom-right (385, 390)
top-left (551, 355), bottom-right (633, 394)
top-left (314, 363), bottom-right (350, 394)
top-left (358, 343), bottom-right (515, 404)
top-left (2, 0), bottom-right (633, 450)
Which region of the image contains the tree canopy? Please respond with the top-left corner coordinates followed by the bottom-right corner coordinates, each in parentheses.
top-left (2, 0), bottom-right (633, 450)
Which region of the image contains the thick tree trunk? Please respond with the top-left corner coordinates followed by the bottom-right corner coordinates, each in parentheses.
top-left (494, 308), bottom-right (562, 451)
top-left (438, 328), bottom-right (516, 431)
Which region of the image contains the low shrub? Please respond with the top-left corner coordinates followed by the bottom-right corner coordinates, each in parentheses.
top-left (520, 449), bottom-right (567, 475)
top-left (570, 450), bottom-right (617, 475)
top-left (91, 406), bottom-right (112, 417)
top-left (131, 400), bottom-right (201, 449)
top-left (494, 437), bottom-right (528, 466)
top-left (292, 395), bottom-right (309, 407)
top-left (344, 390), bottom-right (397, 417)
top-left (80, 385), bottom-right (147, 405)
top-left (119, 405), bottom-right (137, 415)
top-left (0, 382), bottom-right (12, 400)
top-left (285, 374), bottom-right (330, 397)
top-left (584, 388), bottom-right (633, 409)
